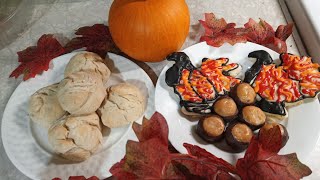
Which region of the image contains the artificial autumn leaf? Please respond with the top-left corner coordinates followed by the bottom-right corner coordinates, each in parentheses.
top-left (236, 126), bottom-right (312, 180)
top-left (171, 155), bottom-right (235, 180)
top-left (265, 23), bottom-right (293, 53)
top-left (132, 112), bottom-right (168, 146)
top-left (110, 113), bottom-right (180, 179)
top-left (183, 143), bottom-right (237, 174)
top-left (171, 144), bottom-right (237, 180)
top-left (199, 13), bottom-right (236, 35)
top-left (199, 13), bottom-right (248, 47)
top-left (108, 158), bottom-right (138, 180)
top-left (68, 176), bottom-right (99, 180)
top-left (200, 34), bottom-right (248, 47)
top-left (10, 34), bottom-right (65, 80)
top-left (244, 18), bottom-right (275, 45)
top-left (110, 138), bottom-right (175, 179)
top-left (264, 37), bottom-right (288, 54)
top-left (244, 18), bottom-right (289, 53)
top-left (65, 24), bottom-right (120, 58)
top-left (258, 126), bottom-right (282, 153)
top-left (276, 23), bottom-right (294, 41)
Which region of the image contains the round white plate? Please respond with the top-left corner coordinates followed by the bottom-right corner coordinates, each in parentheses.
top-left (155, 42), bottom-right (320, 164)
top-left (1, 52), bottom-right (155, 180)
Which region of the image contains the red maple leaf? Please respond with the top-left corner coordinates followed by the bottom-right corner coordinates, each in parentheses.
top-left (110, 138), bottom-right (175, 179)
top-left (65, 24), bottom-right (120, 58)
top-left (132, 112), bottom-right (169, 146)
top-left (199, 13), bottom-right (248, 47)
top-left (236, 126), bottom-right (312, 180)
top-left (9, 34), bottom-right (65, 80)
top-left (110, 113), bottom-right (176, 179)
top-left (244, 18), bottom-right (275, 45)
top-left (199, 13), bottom-right (294, 53)
top-left (244, 18), bottom-right (293, 53)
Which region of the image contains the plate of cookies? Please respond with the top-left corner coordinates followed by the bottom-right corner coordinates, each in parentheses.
top-left (155, 42), bottom-right (320, 165)
top-left (1, 52), bottom-right (155, 179)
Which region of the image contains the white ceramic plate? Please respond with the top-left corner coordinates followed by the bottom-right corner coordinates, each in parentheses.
top-left (1, 52), bottom-right (155, 180)
top-left (155, 42), bottom-right (320, 165)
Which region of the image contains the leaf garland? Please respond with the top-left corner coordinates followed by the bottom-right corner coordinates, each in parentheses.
top-left (10, 13), bottom-right (293, 81)
top-left (200, 13), bottom-right (294, 53)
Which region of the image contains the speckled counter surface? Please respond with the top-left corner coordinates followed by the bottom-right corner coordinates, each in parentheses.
top-left (0, 0), bottom-right (306, 179)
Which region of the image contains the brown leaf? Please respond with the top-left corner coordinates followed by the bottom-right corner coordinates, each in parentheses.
top-left (65, 24), bottom-right (120, 58)
top-left (276, 23), bottom-right (294, 41)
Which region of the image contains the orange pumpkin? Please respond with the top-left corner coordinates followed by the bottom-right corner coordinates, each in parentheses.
top-left (108, 0), bottom-right (190, 62)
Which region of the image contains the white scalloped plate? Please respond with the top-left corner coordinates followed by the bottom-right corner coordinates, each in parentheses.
top-left (1, 52), bottom-right (155, 180)
top-left (155, 42), bottom-right (320, 170)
